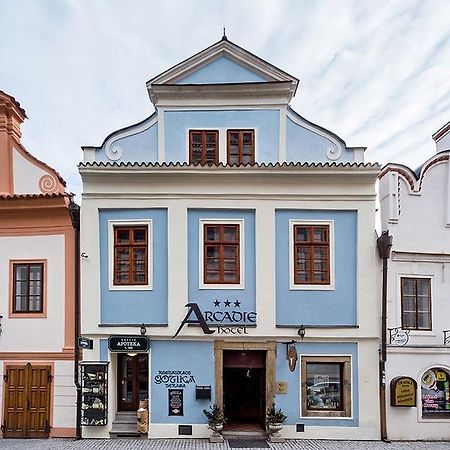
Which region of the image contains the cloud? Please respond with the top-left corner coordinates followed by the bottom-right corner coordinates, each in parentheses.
top-left (0, 0), bottom-right (449, 201)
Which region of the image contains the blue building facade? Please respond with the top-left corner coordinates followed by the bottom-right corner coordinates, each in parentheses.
top-left (80, 36), bottom-right (381, 440)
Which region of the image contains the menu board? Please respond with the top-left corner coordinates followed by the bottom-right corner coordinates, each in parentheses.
top-left (390, 377), bottom-right (416, 407)
top-left (80, 363), bottom-right (109, 426)
top-left (168, 389), bottom-right (184, 416)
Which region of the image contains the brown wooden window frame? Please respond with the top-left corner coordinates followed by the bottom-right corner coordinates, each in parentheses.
top-left (293, 224), bottom-right (331, 285)
top-left (113, 225), bottom-right (149, 286)
top-left (400, 277), bottom-right (432, 331)
top-left (12, 262), bottom-right (44, 313)
top-left (227, 129), bottom-right (255, 166)
top-left (203, 223), bottom-right (241, 285)
top-left (189, 130), bottom-right (219, 165)
top-left (301, 356), bottom-right (352, 418)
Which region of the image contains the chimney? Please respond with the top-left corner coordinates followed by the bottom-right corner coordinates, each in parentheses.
top-left (0, 91), bottom-right (27, 194)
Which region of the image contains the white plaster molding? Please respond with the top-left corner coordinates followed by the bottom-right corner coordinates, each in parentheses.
top-left (107, 219), bottom-right (153, 291)
top-left (279, 106), bottom-right (287, 162)
top-left (198, 218), bottom-right (245, 290)
top-left (103, 116), bottom-right (158, 162)
top-left (158, 107), bottom-right (165, 163)
top-left (286, 111), bottom-right (344, 161)
top-left (288, 219), bottom-right (335, 291)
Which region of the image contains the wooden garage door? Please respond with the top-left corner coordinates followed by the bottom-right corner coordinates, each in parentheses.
top-left (2, 364), bottom-right (51, 438)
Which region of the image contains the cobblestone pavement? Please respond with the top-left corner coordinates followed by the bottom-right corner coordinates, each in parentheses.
top-left (1, 439), bottom-right (450, 450)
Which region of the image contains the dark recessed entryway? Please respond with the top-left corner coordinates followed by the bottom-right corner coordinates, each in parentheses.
top-left (223, 350), bottom-right (266, 428)
top-left (117, 354), bottom-right (148, 411)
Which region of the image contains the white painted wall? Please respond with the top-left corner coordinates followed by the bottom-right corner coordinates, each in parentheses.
top-left (0, 234), bottom-right (66, 352)
top-left (380, 155), bottom-right (450, 440)
top-left (12, 147), bottom-right (48, 194)
top-left (0, 360), bottom-right (76, 433)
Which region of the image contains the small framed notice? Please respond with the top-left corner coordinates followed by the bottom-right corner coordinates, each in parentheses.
top-left (168, 389), bottom-right (184, 416)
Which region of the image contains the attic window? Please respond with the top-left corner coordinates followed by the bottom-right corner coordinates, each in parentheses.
top-left (189, 130), bottom-right (219, 165)
top-left (227, 130), bottom-right (255, 165)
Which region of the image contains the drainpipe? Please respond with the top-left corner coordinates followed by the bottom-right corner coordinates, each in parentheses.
top-left (69, 201), bottom-right (82, 440)
top-left (376, 230), bottom-right (393, 442)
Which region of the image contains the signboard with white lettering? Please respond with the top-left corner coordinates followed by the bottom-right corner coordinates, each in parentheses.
top-left (168, 389), bottom-right (184, 416)
top-left (108, 336), bottom-right (149, 353)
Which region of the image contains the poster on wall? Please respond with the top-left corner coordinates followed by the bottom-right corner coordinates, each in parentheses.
top-left (168, 389), bottom-right (184, 416)
top-left (421, 369), bottom-right (450, 414)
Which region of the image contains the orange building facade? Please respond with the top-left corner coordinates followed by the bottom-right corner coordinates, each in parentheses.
top-left (0, 91), bottom-right (78, 438)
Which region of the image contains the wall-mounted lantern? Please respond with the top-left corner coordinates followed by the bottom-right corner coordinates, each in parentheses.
top-left (298, 325), bottom-right (306, 340)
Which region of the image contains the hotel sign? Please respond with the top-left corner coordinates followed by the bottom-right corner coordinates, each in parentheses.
top-left (390, 376), bottom-right (417, 407)
top-left (108, 336), bottom-right (149, 352)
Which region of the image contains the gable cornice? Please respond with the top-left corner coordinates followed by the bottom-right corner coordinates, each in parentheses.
top-left (146, 39), bottom-right (299, 104)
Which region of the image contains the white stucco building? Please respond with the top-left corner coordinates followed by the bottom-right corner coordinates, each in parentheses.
top-left (379, 121), bottom-right (450, 440)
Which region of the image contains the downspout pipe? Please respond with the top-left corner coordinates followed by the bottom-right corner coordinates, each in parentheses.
top-left (69, 201), bottom-right (82, 440)
top-left (377, 230), bottom-right (393, 442)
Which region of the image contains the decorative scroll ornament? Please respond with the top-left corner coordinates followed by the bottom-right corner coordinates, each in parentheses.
top-left (326, 144), bottom-right (342, 161)
top-left (39, 174), bottom-right (58, 193)
top-left (105, 144), bottom-right (123, 161)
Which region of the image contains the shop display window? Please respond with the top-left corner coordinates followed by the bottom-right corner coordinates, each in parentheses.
top-left (301, 356), bottom-right (351, 418)
top-left (421, 368), bottom-right (450, 418)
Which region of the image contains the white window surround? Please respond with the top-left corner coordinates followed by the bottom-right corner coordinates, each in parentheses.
top-left (185, 128), bottom-right (258, 165)
top-left (289, 219), bottom-right (335, 291)
top-left (108, 219), bottom-right (153, 291)
top-left (299, 353), bottom-right (353, 420)
top-left (396, 273), bottom-right (434, 334)
top-left (199, 218), bottom-right (245, 290)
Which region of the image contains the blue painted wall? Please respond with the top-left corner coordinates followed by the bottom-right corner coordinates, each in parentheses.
top-left (286, 117), bottom-right (352, 163)
top-left (187, 209), bottom-right (256, 326)
top-left (97, 121), bottom-right (158, 163)
top-left (275, 342), bottom-right (359, 427)
top-left (100, 339), bottom-right (109, 362)
top-left (151, 341), bottom-right (215, 423)
top-left (176, 55), bottom-right (267, 84)
top-left (99, 209), bottom-right (168, 325)
top-left (275, 210), bottom-right (357, 326)
top-left (164, 110), bottom-right (280, 163)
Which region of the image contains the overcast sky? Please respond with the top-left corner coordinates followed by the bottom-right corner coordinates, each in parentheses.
top-left (1, 0), bottom-right (449, 201)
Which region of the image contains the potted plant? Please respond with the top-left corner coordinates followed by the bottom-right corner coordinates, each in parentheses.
top-left (203, 404), bottom-right (226, 443)
top-left (266, 403), bottom-right (287, 442)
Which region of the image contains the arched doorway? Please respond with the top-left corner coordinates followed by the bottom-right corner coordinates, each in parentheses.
top-left (421, 367), bottom-right (450, 418)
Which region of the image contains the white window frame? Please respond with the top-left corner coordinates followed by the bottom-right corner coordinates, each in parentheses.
top-left (185, 128), bottom-right (258, 165)
top-left (289, 219), bottom-right (335, 290)
top-left (397, 273), bottom-right (434, 335)
top-left (108, 219), bottom-right (153, 291)
top-left (199, 218), bottom-right (244, 290)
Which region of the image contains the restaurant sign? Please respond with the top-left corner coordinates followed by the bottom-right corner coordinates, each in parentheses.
top-left (390, 376), bottom-right (417, 407)
top-left (108, 335), bottom-right (149, 353)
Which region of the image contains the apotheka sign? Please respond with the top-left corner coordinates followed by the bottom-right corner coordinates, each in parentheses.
top-left (108, 336), bottom-right (149, 352)
top-left (173, 301), bottom-right (257, 338)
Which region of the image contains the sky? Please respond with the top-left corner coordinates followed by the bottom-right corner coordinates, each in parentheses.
top-left (1, 0), bottom-right (449, 201)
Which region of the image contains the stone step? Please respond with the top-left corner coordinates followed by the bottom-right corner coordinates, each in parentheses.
top-left (109, 431), bottom-right (146, 439)
top-left (223, 430), bottom-right (267, 440)
top-left (112, 414), bottom-right (137, 425)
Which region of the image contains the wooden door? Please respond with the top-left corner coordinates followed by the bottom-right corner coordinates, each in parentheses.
top-left (2, 364), bottom-right (51, 438)
top-left (118, 354), bottom-right (148, 411)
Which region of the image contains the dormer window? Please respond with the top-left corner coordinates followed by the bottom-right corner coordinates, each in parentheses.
top-left (227, 130), bottom-right (255, 165)
top-left (189, 130), bottom-right (219, 165)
